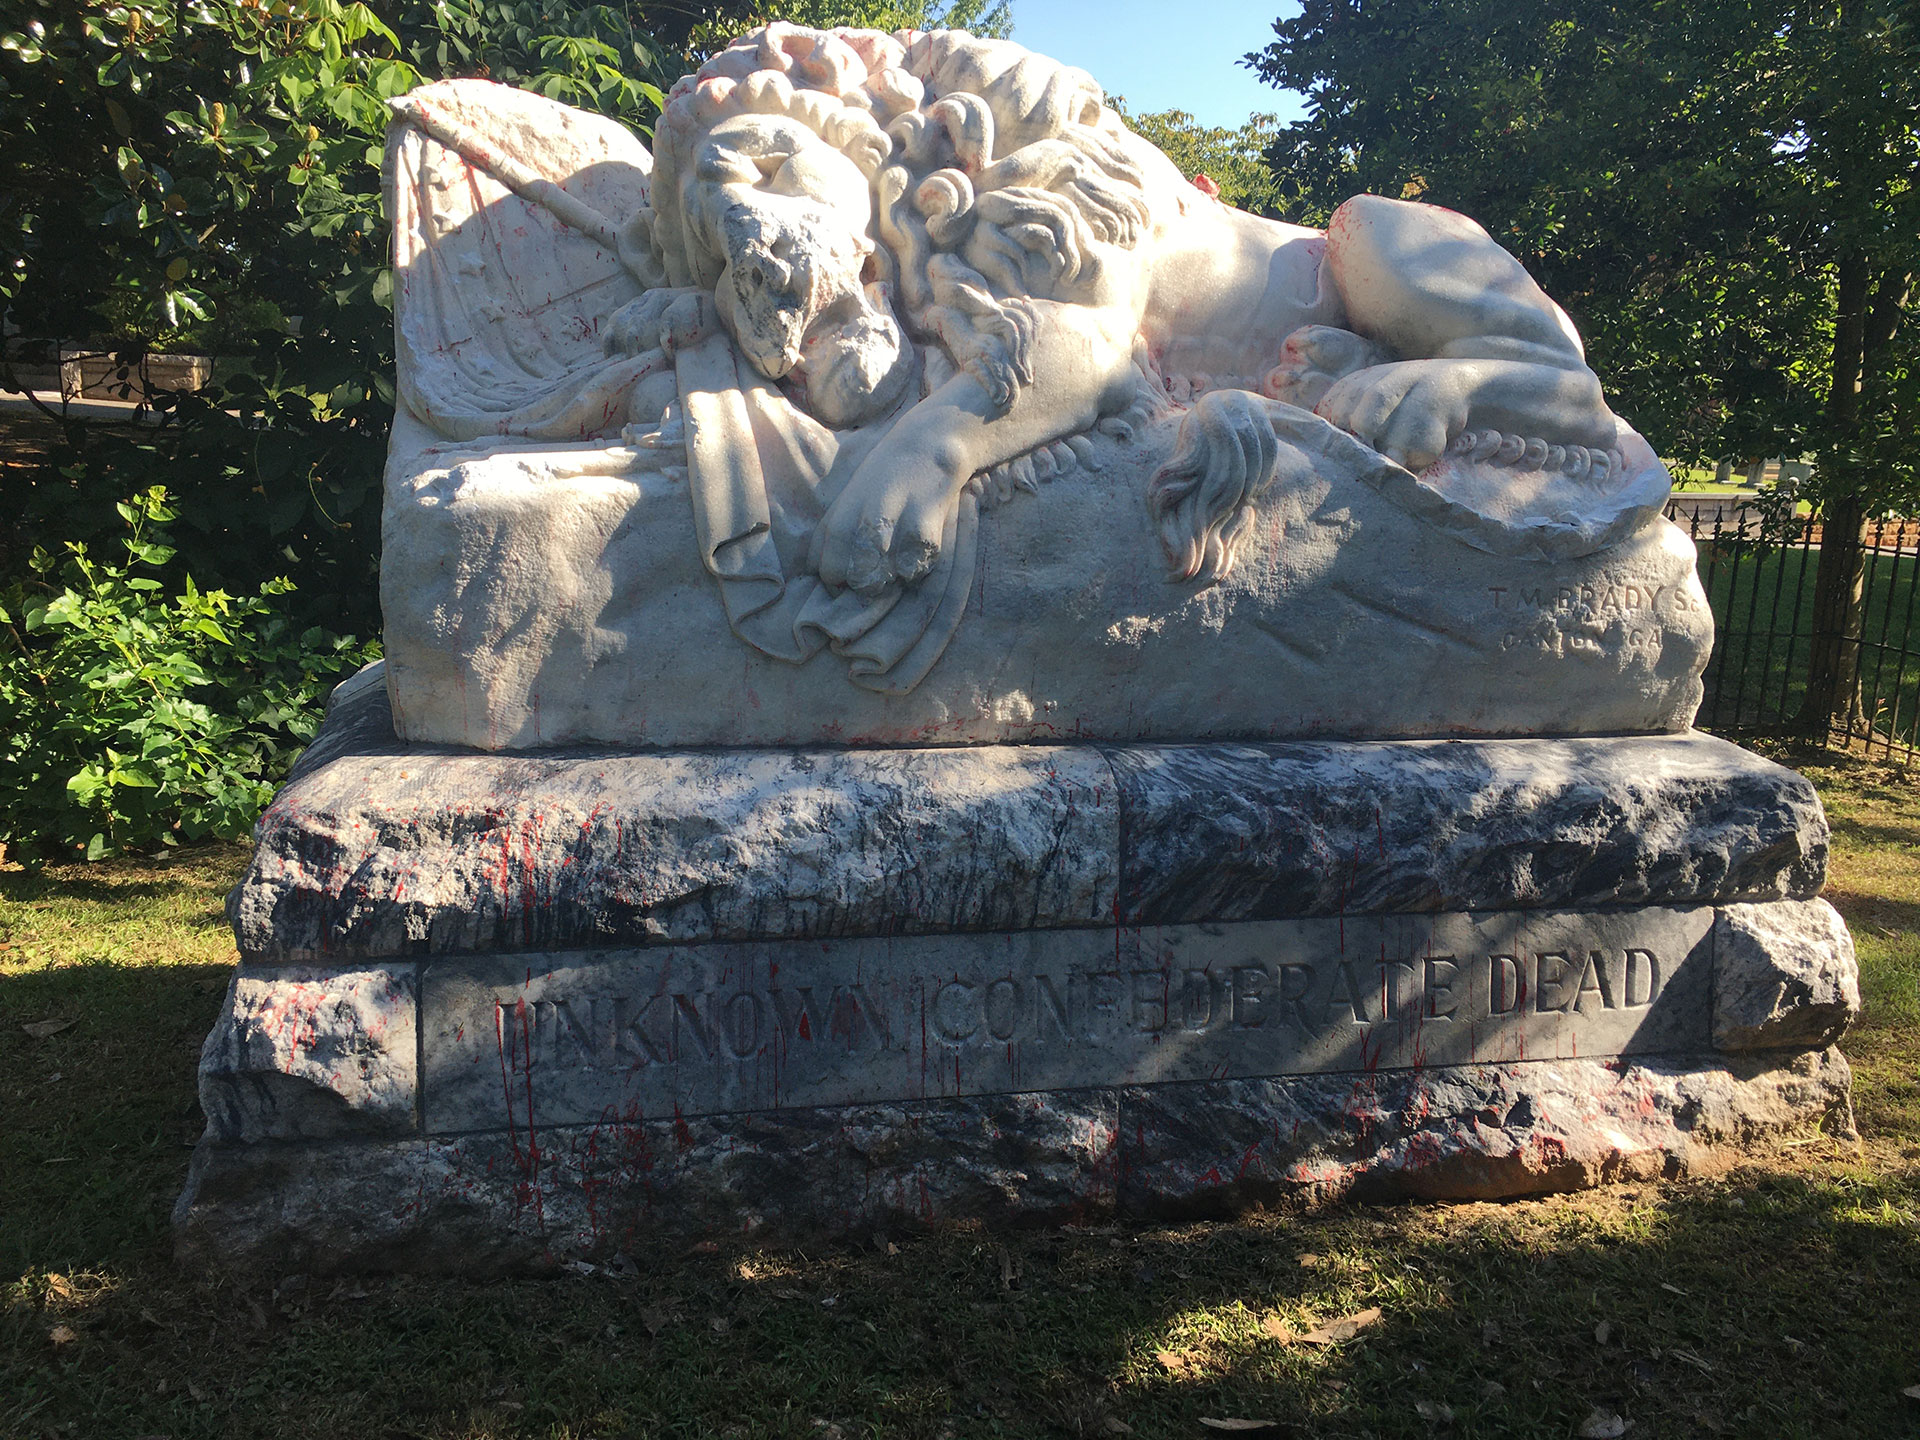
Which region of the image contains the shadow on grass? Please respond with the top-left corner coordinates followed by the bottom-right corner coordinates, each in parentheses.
top-left (1827, 889), bottom-right (1920, 949)
top-left (0, 957), bottom-right (231, 1276)
top-left (5, 1152), bottom-right (1919, 1440)
top-left (0, 870), bottom-right (227, 910)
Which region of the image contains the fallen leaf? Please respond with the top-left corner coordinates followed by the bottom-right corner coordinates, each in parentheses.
top-left (1479, 1380), bottom-right (1507, 1400)
top-left (1659, 1282), bottom-right (1688, 1297)
top-left (1296, 1253), bottom-right (1325, 1268)
top-left (1413, 1399), bottom-right (1454, 1423)
top-left (22, 1018), bottom-right (75, 1039)
top-left (640, 1303), bottom-right (678, 1335)
top-left (1198, 1420), bottom-right (1284, 1435)
top-left (1594, 1320), bottom-right (1613, 1345)
top-left (1155, 1349), bottom-right (1199, 1377)
top-left (691, 1239), bottom-right (720, 1255)
top-left (48, 1325), bottom-right (76, 1346)
top-left (1098, 1417), bottom-right (1133, 1436)
top-left (1901, 1384), bottom-right (1920, 1402)
top-left (45, 1273), bottom-right (74, 1300)
top-left (1577, 1408), bottom-right (1629, 1439)
top-left (1298, 1307), bottom-right (1383, 1345)
top-left (1258, 1315), bottom-right (1297, 1343)
top-left (710, 1317), bottom-right (730, 1335)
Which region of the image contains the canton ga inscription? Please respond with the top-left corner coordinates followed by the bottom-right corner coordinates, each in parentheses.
top-left (421, 909), bottom-right (1713, 1132)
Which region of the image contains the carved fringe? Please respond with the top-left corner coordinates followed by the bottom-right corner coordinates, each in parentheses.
top-left (1443, 428), bottom-right (1624, 482)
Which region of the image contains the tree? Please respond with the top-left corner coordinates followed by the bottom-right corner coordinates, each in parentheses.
top-left (1254, 0), bottom-right (1918, 740)
top-left (0, 0), bottom-right (712, 637)
top-left (1114, 105), bottom-right (1285, 216)
top-left (740, 0), bottom-right (1011, 37)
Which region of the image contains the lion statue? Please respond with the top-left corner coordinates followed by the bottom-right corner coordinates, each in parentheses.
top-left (612, 24), bottom-right (1623, 595)
top-left (384, 23), bottom-right (1675, 713)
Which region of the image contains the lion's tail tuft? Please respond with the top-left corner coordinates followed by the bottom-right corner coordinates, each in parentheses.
top-left (1146, 390), bottom-right (1288, 586)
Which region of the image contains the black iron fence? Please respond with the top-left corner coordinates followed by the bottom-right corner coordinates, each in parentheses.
top-left (1667, 497), bottom-right (1920, 761)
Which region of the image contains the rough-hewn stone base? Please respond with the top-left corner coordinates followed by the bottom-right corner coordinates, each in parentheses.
top-left (174, 1049), bottom-right (1851, 1275)
top-left (175, 689), bottom-right (1859, 1273)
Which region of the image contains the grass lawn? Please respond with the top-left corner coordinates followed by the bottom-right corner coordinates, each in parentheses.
top-left (3, 749), bottom-right (1918, 1440)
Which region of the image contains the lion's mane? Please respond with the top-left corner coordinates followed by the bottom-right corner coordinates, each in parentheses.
top-left (636, 23), bottom-right (1152, 413)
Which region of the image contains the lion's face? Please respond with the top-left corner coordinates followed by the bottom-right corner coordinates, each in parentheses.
top-left (692, 116), bottom-right (912, 427)
top-left (711, 194), bottom-right (862, 364)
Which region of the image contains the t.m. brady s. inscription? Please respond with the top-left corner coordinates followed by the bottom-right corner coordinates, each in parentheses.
top-left (1487, 581), bottom-right (1679, 614)
top-left (420, 910), bottom-right (1713, 1131)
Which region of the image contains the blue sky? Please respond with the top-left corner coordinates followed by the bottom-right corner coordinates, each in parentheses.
top-left (1008, 0), bottom-right (1307, 130)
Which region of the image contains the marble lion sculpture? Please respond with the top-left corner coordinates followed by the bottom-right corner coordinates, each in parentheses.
top-left (383, 22), bottom-right (1700, 739)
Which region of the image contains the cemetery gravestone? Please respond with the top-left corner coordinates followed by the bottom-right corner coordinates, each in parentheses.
top-left (175, 25), bottom-right (1858, 1272)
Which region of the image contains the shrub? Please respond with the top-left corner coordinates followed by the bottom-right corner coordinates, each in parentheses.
top-left (0, 485), bottom-right (376, 865)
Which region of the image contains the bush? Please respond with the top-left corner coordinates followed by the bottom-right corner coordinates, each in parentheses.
top-left (0, 485), bottom-right (377, 865)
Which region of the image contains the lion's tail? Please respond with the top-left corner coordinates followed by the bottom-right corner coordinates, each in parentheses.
top-left (1146, 390), bottom-right (1288, 586)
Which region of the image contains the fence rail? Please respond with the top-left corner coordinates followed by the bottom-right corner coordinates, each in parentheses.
top-left (1669, 498), bottom-right (1919, 762)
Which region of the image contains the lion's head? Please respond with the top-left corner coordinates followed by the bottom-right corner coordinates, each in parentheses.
top-left (631, 24), bottom-right (1153, 422)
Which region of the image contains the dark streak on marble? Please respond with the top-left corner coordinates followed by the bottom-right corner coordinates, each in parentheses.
top-left (1102, 734), bottom-right (1826, 925)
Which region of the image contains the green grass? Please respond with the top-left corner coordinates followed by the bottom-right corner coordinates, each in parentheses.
top-left (3, 761), bottom-right (1919, 1440)
top-left (1667, 466), bottom-right (1751, 493)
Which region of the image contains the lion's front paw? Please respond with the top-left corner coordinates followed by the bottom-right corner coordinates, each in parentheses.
top-left (605, 288), bottom-right (718, 358)
top-left (812, 459), bottom-right (962, 595)
top-left (1314, 359), bottom-right (1472, 473)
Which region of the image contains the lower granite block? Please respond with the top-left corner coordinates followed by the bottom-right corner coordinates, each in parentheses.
top-left (173, 1050), bottom-right (1851, 1273)
top-left (176, 1091), bottom-right (1121, 1274)
top-left (1116, 1047), bottom-right (1854, 1214)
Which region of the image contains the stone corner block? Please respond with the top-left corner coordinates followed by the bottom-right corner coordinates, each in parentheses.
top-left (199, 964), bottom-right (419, 1141)
top-left (1713, 899), bottom-right (1859, 1052)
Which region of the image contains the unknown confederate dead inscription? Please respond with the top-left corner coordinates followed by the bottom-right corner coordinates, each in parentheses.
top-left (422, 909), bottom-right (1712, 1130)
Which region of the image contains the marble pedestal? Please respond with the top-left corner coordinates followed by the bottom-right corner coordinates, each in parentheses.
top-left (173, 666), bottom-right (1859, 1274)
